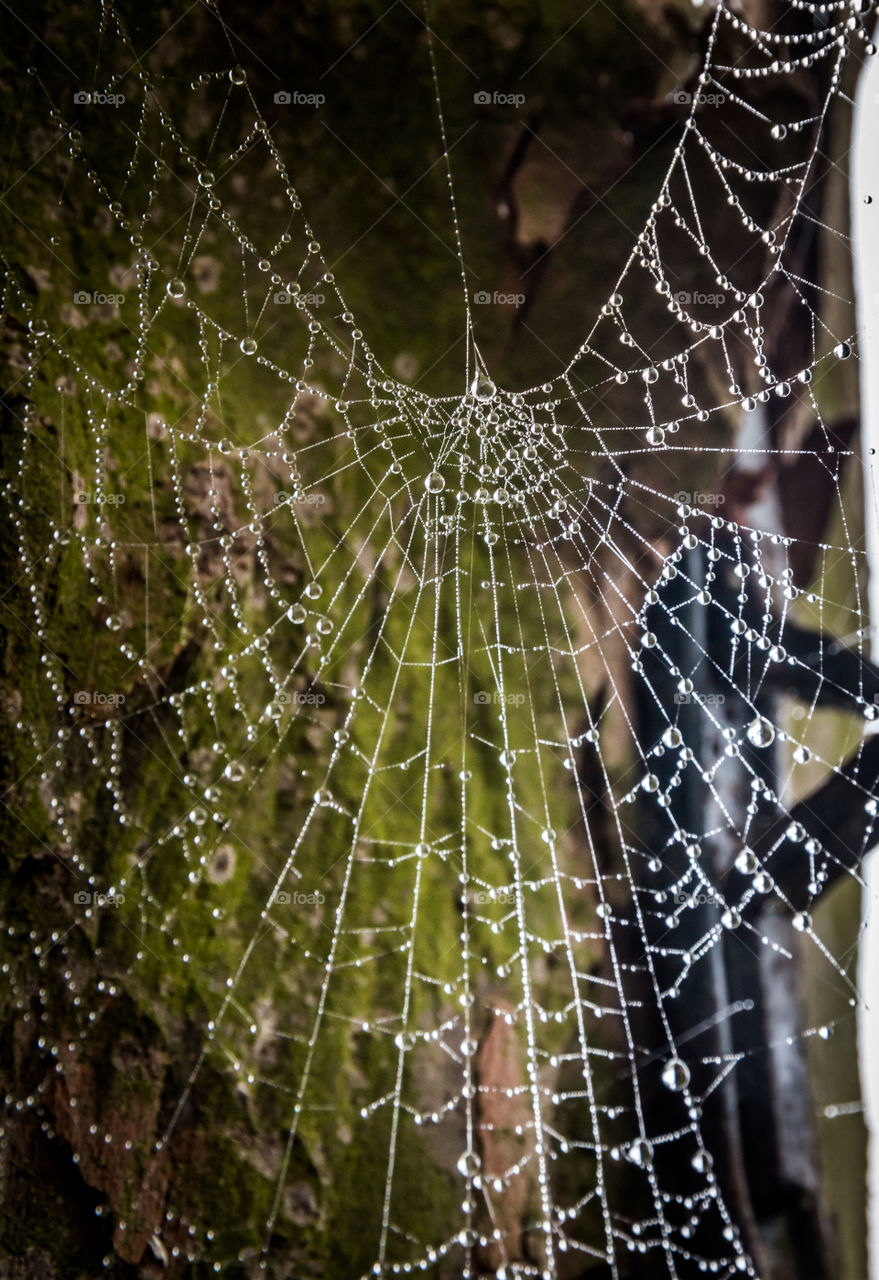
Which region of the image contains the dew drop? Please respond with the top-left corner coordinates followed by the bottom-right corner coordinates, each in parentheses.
top-left (661, 1057), bottom-right (690, 1092)
top-left (746, 717), bottom-right (775, 748)
top-left (626, 1138), bottom-right (653, 1168)
top-left (456, 1150), bottom-right (481, 1178)
top-left (471, 375), bottom-right (496, 402)
top-left (735, 848), bottom-right (758, 876)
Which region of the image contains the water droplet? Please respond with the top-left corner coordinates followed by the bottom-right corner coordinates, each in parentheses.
top-left (470, 375), bottom-right (496, 402)
top-left (662, 727), bottom-right (683, 749)
top-left (198, 170), bottom-right (215, 187)
top-left (424, 471), bottom-right (446, 493)
top-left (661, 1057), bottom-right (690, 1092)
top-left (166, 279), bottom-right (186, 299)
top-left (287, 603), bottom-right (307, 624)
top-left (646, 426), bottom-right (665, 447)
top-left (735, 848), bottom-right (758, 875)
top-left (691, 1150), bottom-right (713, 1174)
top-left (793, 745), bottom-right (811, 764)
top-left (722, 908), bottom-right (742, 930)
top-left (792, 911), bottom-right (811, 932)
top-left (746, 717), bottom-right (775, 748)
top-left (229, 65), bottom-right (246, 84)
top-left (456, 1150), bottom-right (481, 1177)
top-left (626, 1138), bottom-right (653, 1168)
top-left (239, 337), bottom-right (258, 356)
top-left (834, 341), bottom-right (852, 360)
top-left (771, 123), bottom-right (787, 140)
top-left (313, 788), bottom-right (333, 806)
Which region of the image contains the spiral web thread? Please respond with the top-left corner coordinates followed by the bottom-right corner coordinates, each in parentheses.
top-left (2, 0), bottom-right (878, 1276)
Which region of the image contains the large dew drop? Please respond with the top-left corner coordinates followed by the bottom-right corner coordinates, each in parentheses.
top-left (470, 374), bottom-right (496, 402)
top-left (661, 1056), bottom-right (690, 1092)
top-left (424, 471), bottom-right (446, 493)
top-left (746, 717), bottom-right (775, 748)
top-left (626, 1138), bottom-right (653, 1168)
top-left (456, 1150), bottom-right (481, 1178)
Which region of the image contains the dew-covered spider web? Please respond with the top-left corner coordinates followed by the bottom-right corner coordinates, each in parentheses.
top-left (3, 0), bottom-right (879, 1276)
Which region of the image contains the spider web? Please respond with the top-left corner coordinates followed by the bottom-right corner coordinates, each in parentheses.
top-left (2, 1), bottom-right (877, 1277)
